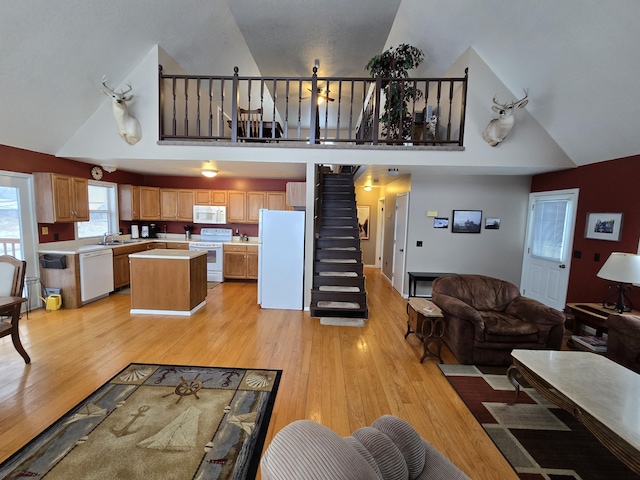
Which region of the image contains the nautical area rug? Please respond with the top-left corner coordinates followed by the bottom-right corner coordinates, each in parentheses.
top-left (439, 364), bottom-right (638, 480)
top-left (0, 363), bottom-right (281, 479)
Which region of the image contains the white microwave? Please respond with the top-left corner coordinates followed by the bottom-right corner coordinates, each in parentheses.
top-left (193, 205), bottom-right (227, 224)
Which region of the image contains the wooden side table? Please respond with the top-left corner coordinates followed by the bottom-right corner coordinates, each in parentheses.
top-left (405, 297), bottom-right (445, 363)
top-left (565, 302), bottom-right (640, 336)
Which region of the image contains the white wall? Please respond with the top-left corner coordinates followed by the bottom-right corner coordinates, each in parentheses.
top-left (404, 174), bottom-right (531, 296)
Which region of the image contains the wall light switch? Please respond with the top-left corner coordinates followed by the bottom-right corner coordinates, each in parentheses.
top-left (427, 211), bottom-right (438, 217)
top-left (41, 226), bottom-right (49, 235)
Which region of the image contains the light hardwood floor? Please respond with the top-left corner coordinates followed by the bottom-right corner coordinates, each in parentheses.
top-left (0, 268), bottom-right (518, 479)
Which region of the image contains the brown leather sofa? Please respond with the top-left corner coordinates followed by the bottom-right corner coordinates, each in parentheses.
top-left (606, 313), bottom-right (640, 373)
top-left (432, 274), bottom-right (566, 365)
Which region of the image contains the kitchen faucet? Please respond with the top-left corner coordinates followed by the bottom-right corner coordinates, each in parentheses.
top-left (103, 232), bottom-right (118, 243)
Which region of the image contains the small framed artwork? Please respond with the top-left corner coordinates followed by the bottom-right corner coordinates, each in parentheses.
top-left (357, 205), bottom-right (370, 240)
top-left (434, 217), bottom-right (449, 229)
top-left (485, 217), bottom-right (501, 230)
top-left (452, 210), bottom-right (482, 233)
top-left (585, 212), bottom-right (623, 241)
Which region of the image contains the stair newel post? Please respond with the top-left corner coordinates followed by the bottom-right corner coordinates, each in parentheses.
top-left (231, 66), bottom-right (239, 143)
top-left (158, 65), bottom-right (164, 141)
top-left (459, 67), bottom-right (469, 147)
top-left (309, 66), bottom-right (318, 144)
top-left (372, 74), bottom-right (382, 145)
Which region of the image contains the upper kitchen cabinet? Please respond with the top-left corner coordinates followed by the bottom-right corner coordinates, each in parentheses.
top-left (247, 191), bottom-right (265, 223)
top-left (266, 191), bottom-right (286, 211)
top-left (33, 173), bottom-right (89, 223)
top-left (286, 182), bottom-right (306, 208)
top-left (227, 191), bottom-right (247, 223)
top-left (139, 186), bottom-right (161, 220)
top-left (195, 189), bottom-right (227, 206)
top-left (160, 189), bottom-right (194, 221)
top-left (119, 185), bottom-right (140, 221)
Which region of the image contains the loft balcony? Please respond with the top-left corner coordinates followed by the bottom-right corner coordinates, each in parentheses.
top-left (159, 66), bottom-right (468, 147)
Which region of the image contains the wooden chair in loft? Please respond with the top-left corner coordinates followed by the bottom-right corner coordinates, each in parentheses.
top-left (238, 108), bottom-right (263, 140)
top-left (0, 255), bottom-right (31, 363)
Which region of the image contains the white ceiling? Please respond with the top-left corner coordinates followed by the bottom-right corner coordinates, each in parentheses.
top-left (2, 1), bottom-right (639, 180)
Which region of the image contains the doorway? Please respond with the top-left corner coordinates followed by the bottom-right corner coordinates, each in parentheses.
top-left (375, 198), bottom-right (385, 268)
top-left (0, 171), bottom-right (39, 309)
top-left (392, 192), bottom-right (409, 295)
top-left (520, 189), bottom-right (579, 310)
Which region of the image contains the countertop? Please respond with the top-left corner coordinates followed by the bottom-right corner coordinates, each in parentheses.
top-left (38, 236), bottom-right (261, 255)
top-left (129, 249), bottom-right (206, 260)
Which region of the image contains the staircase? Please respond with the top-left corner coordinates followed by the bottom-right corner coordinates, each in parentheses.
top-left (310, 172), bottom-right (368, 319)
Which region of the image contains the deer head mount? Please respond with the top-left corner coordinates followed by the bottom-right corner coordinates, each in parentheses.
top-left (482, 89), bottom-right (529, 146)
top-left (101, 76), bottom-right (142, 145)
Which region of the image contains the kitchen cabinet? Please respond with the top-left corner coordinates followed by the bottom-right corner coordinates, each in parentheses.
top-left (286, 182), bottom-right (306, 208)
top-left (33, 173), bottom-right (90, 223)
top-left (160, 189), bottom-right (194, 221)
top-left (247, 191), bottom-right (265, 223)
top-left (119, 185), bottom-right (140, 221)
top-left (139, 186), bottom-right (161, 220)
top-left (223, 244), bottom-right (258, 279)
top-left (266, 191), bottom-right (287, 211)
top-left (112, 243), bottom-right (150, 289)
top-left (195, 189), bottom-right (227, 206)
top-left (227, 191), bottom-right (247, 223)
top-left (166, 242), bottom-right (189, 250)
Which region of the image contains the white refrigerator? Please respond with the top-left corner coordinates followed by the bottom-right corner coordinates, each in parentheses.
top-left (258, 209), bottom-right (305, 310)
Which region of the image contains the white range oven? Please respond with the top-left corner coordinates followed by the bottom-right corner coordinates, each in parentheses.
top-left (188, 228), bottom-right (232, 282)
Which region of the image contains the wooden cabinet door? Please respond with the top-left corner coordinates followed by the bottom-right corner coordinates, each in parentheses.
top-left (160, 189), bottom-right (178, 220)
top-left (195, 189), bottom-right (212, 205)
top-left (227, 191), bottom-right (247, 223)
top-left (71, 177), bottom-right (90, 221)
top-left (247, 191), bottom-right (265, 223)
top-left (211, 190), bottom-right (227, 205)
top-left (113, 253), bottom-right (130, 289)
top-left (247, 246), bottom-right (259, 279)
top-left (119, 185), bottom-right (140, 221)
top-left (266, 191), bottom-right (286, 211)
top-left (51, 174), bottom-right (74, 222)
top-left (139, 187), bottom-right (160, 220)
top-left (177, 189), bottom-right (194, 220)
top-left (224, 248), bottom-right (247, 278)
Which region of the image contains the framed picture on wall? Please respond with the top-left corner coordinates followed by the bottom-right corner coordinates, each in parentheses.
top-left (434, 217), bottom-right (449, 228)
top-left (585, 212), bottom-right (623, 241)
top-left (452, 210), bottom-right (482, 233)
top-left (357, 205), bottom-right (370, 240)
top-left (485, 217), bottom-right (501, 230)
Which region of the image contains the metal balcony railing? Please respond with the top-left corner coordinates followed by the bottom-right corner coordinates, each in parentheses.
top-left (159, 65), bottom-right (468, 146)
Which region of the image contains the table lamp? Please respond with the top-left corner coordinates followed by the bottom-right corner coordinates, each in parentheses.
top-left (596, 252), bottom-right (640, 313)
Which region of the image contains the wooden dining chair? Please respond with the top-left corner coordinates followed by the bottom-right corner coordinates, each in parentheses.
top-left (238, 108), bottom-right (263, 139)
top-left (0, 255), bottom-right (30, 363)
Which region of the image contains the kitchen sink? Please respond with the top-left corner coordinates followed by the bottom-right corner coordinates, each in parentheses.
top-left (96, 241), bottom-right (122, 245)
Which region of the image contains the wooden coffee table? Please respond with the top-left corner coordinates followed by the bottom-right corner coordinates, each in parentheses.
top-left (507, 349), bottom-right (640, 475)
top-left (405, 298), bottom-right (444, 363)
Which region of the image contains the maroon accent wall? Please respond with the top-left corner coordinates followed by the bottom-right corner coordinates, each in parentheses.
top-left (531, 154), bottom-right (640, 305)
top-left (0, 144), bottom-right (300, 243)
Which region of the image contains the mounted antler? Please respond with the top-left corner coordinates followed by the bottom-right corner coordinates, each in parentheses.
top-left (101, 76), bottom-right (141, 145)
top-left (482, 89), bottom-right (529, 146)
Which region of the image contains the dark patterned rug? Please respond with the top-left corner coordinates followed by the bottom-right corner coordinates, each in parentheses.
top-left (0, 363), bottom-right (281, 479)
top-left (439, 364), bottom-right (639, 480)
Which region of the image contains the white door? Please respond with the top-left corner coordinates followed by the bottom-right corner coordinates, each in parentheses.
top-left (0, 171), bottom-right (39, 309)
top-left (392, 193), bottom-right (409, 295)
top-left (520, 189), bottom-right (579, 310)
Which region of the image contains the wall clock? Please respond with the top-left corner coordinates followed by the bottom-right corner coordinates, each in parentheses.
top-left (91, 166), bottom-right (103, 180)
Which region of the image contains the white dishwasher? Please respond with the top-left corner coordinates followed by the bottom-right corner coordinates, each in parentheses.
top-left (79, 249), bottom-right (114, 304)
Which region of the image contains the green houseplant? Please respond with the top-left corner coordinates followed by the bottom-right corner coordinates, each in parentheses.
top-left (365, 44), bottom-right (425, 140)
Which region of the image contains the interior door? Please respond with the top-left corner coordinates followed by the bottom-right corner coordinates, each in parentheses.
top-left (392, 193), bottom-right (409, 295)
top-left (520, 189), bottom-right (579, 310)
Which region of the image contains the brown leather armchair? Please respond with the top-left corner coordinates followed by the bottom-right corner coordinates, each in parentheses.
top-left (606, 313), bottom-right (640, 373)
top-left (432, 274), bottom-right (565, 365)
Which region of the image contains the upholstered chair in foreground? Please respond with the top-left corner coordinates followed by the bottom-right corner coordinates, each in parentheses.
top-left (261, 415), bottom-right (469, 479)
top-left (606, 313), bottom-right (640, 373)
top-left (432, 274), bottom-right (565, 366)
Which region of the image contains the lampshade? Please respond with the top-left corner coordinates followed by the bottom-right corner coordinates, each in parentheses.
top-left (597, 253), bottom-right (640, 284)
top-left (201, 169), bottom-right (218, 178)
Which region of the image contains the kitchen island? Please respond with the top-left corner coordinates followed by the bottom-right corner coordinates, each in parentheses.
top-left (129, 249), bottom-right (207, 316)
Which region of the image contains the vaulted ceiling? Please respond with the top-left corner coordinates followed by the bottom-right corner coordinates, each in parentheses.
top-left (1, 1), bottom-right (638, 179)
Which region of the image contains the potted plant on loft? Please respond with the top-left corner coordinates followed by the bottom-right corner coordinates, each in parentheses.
top-left (366, 44), bottom-right (425, 141)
